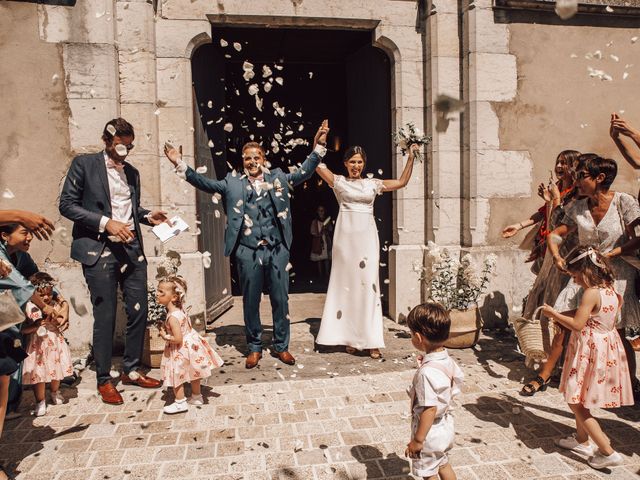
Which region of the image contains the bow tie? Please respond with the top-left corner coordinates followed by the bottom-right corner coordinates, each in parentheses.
top-left (106, 159), bottom-right (125, 172)
top-left (249, 174), bottom-right (265, 184)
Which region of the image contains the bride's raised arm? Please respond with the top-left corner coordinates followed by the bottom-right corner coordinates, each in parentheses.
top-left (313, 119), bottom-right (335, 187)
top-left (381, 143), bottom-right (419, 192)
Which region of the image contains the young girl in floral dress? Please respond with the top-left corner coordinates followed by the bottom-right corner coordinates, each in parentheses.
top-left (156, 275), bottom-right (223, 414)
top-left (22, 272), bottom-right (73, 417)
top-left (542, 245), bottom-right (633, 470)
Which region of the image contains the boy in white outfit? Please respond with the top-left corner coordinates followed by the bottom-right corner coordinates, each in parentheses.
top-left (405, 302), bottom-right (465, 480)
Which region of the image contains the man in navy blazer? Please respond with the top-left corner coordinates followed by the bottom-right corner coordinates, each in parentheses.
top-left (164, 122), bottom-right (329, 368)
top-left (60, 118), bottom-right (169, 405)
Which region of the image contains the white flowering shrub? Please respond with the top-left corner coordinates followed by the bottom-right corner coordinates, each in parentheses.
top-left (424, 242), bottom-right (497, 311)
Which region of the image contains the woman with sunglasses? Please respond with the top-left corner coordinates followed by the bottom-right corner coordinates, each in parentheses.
top-left (547, 154), bottom-right (640, 401)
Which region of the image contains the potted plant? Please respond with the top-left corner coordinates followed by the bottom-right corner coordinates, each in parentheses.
top-left (419, 242), bottom-right (497, 348)
top-left (142, 250), bottom-right (181, 368)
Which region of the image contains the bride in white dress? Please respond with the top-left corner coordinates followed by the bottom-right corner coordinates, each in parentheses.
top-left (315, 129), bottom-right (419, 358)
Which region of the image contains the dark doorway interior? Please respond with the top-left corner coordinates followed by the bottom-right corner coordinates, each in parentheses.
top-left (191, 26), bottom-right (392, 312)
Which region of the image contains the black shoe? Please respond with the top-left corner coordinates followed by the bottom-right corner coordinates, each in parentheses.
top-left (520, 375), bottom-right (550, 396)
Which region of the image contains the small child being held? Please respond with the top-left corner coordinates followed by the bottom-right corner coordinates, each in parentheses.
top-left (405, 302), bottom-right (464, 480)
top-left (22, 272), bottom-right (73, 416)
top-left (156, 275), bottom-right (223, 414)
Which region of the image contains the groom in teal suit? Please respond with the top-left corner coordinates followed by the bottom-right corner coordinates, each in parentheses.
top-left (165, 122), bottom-right (328, 368)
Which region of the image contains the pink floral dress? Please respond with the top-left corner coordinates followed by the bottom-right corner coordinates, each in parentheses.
top-left (559, 287), bottom-right (633, 408)
top-left (22, 323), bottom-right (73, 385)
top-left (160, 310), bottom-right (223, 387)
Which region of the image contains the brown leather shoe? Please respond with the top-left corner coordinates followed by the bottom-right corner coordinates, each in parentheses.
top-left (631, 336), bottom-right (640, 352)
top-left (120, 372), bottom-right (162, 388)
top-left (245, 351), bottom-right (262, 369)
top-left (97, 382), bottom-right (124, 405)
top-left (277, 350), bottom-right (296, 365)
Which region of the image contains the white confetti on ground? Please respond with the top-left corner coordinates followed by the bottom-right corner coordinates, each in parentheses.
top-left (51, 73), bottom-right (60, 86)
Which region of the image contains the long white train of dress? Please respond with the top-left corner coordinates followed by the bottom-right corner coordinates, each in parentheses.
top-left (316, 175), bottom-right (385, 349)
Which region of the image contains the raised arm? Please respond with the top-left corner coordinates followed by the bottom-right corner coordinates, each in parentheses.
top-left (381, 143), bottom-right (418, 192)
top-left (610, 113), bottom-right (640, 169)
top-left (163, 143), bottom-right (228, 195)
top-left (288, 121), bottom-right (329, 187)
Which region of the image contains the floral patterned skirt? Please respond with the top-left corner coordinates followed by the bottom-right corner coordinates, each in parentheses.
top-left (22, 330), bottom-right (73, 384)
top-left (161, 331), bottom-right (223, 388)
top-left (559, 327), bottom-right (633, 408)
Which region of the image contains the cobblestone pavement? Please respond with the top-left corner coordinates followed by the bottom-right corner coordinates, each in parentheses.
top-left (2, 294), bottom-right (639, 479)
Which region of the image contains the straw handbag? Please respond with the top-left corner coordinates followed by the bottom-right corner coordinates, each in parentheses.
top-left (511, 306), bottom-right (555, 365)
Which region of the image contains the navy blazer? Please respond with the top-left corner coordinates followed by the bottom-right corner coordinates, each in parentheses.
top-left (184, 150), bottom-right (321, 256)
top-left (59, 152), bottom-right (151, 266)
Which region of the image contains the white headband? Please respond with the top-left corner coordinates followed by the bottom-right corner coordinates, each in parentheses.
top-left (568, 247), bottom-right (605, 268)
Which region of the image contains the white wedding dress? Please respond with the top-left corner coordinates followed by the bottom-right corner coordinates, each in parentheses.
top-left (316, 175), bottom-right (385, 349)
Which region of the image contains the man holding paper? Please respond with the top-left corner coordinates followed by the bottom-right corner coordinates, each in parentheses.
top-left (59, 118), bottom-right (169, 405)
top-left (164, 121), bottom-right (329, 369)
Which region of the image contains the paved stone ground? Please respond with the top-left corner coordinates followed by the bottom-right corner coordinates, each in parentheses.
top-left (2, 294), bottom-right (639, 480)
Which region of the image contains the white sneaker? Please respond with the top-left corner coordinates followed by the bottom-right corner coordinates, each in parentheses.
top-left (555, 434), bottom-right (595, 456)
top-left (163, 399), bottom-right (188, 414)
top-left (187, 394), bottom-right (204, 405)
top-left (34, 400), bottom-right (47, 417)
top-left (588, 450), bottom-right (624, 470)
top-left (51, 391), bottom-right (65, 405)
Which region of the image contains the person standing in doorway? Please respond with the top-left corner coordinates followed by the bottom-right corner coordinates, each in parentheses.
top-left (59, 118), bottom-right (170, 405)
top-left (163, 122), bottom-right (329, 369)
top-left (310, 205), bottom-right (333, 282)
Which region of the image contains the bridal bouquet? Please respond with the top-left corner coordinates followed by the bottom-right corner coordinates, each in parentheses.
top-left (393, 122), bottom-right (431, 162)
top-left (423, 242), bottom-right (497, 311)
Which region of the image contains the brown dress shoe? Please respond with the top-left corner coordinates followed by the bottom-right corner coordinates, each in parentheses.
top-left (245, 351), bottom-right (262, 369)
top-left (120, 372), bottom-right (162, 388)
top-left (631, 336), bottom-right (640, 352)
top-left (277, 350), bottom-right (296, 365)
top-left (97, 382), bottom-right (124, 405)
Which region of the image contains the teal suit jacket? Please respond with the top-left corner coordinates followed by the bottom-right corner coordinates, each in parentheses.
top-left (184, 150), bottom-right (321, 256)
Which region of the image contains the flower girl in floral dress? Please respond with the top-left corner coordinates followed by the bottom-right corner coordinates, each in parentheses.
top-left (156, 275), bottom-right (223, 414)
top-left (542, 246), bottom-right (633, 470)
top-left (22, 272), bottom-right (73, 417)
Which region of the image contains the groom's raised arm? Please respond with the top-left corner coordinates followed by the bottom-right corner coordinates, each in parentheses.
top-left (164, 143), bottom-right (228, 195)
top-left (286, 121), bottom-right (329, 187)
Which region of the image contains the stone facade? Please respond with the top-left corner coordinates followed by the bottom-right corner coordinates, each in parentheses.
top-left (1, 0), bottom-right (640, 350)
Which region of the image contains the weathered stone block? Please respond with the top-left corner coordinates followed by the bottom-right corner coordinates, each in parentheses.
top-left (157, 106), bottom-right (195, 158)
top-left (115, 1), bottom-right (155, 51)
top-left (120, 103), bottom-right (158, 155)
top-left (469, 53), bottom-right (517, 102)
top-left (432, 197), bottom-right (461, 246)
top-left (429, 12), bottom-right (459, 58)
top-left (392, 197), bottom-right (425, 245)
top-left (155, 18), bottom-right (211, 58)
top-left (67, 98), bottom-right (118, 153)
top-left (119, 50), bottom-right (157, 104)
top-left (468, 101), bottom-right (500, 150)
top-left (157, 57), bottom-right (192, 107)
top-left (469, 197), bottom-right (491, 246)
top-left (38, 0), bottom-right (115, 44)
top-left (375, 24), bottom-right (422, 63)
top-left (399, 60), bottom-right (424, 109)
top-left (475, 149), bottom-right (532, 198)
top-left (388, 244), bottom-right (425, 322)
top-left (467, 7), bottom-right (510, 55)
top-left (63, 44), bottom-right (118, 99)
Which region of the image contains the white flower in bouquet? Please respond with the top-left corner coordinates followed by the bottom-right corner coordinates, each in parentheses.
top-left (393, 122), bottom-right (431, 162)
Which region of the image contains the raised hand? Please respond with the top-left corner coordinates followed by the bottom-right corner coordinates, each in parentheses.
top-left (6, 210), bottom-right (55, 241)
top-left (163, 142), bottom-right (183, 166)
top-left (314, 120), bottom-right (329, 149)
top-left (408, 143), bottom-right (420, 159)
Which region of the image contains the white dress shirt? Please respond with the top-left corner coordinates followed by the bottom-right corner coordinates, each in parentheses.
top-left (99, 152), bottom-right (134, 233)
